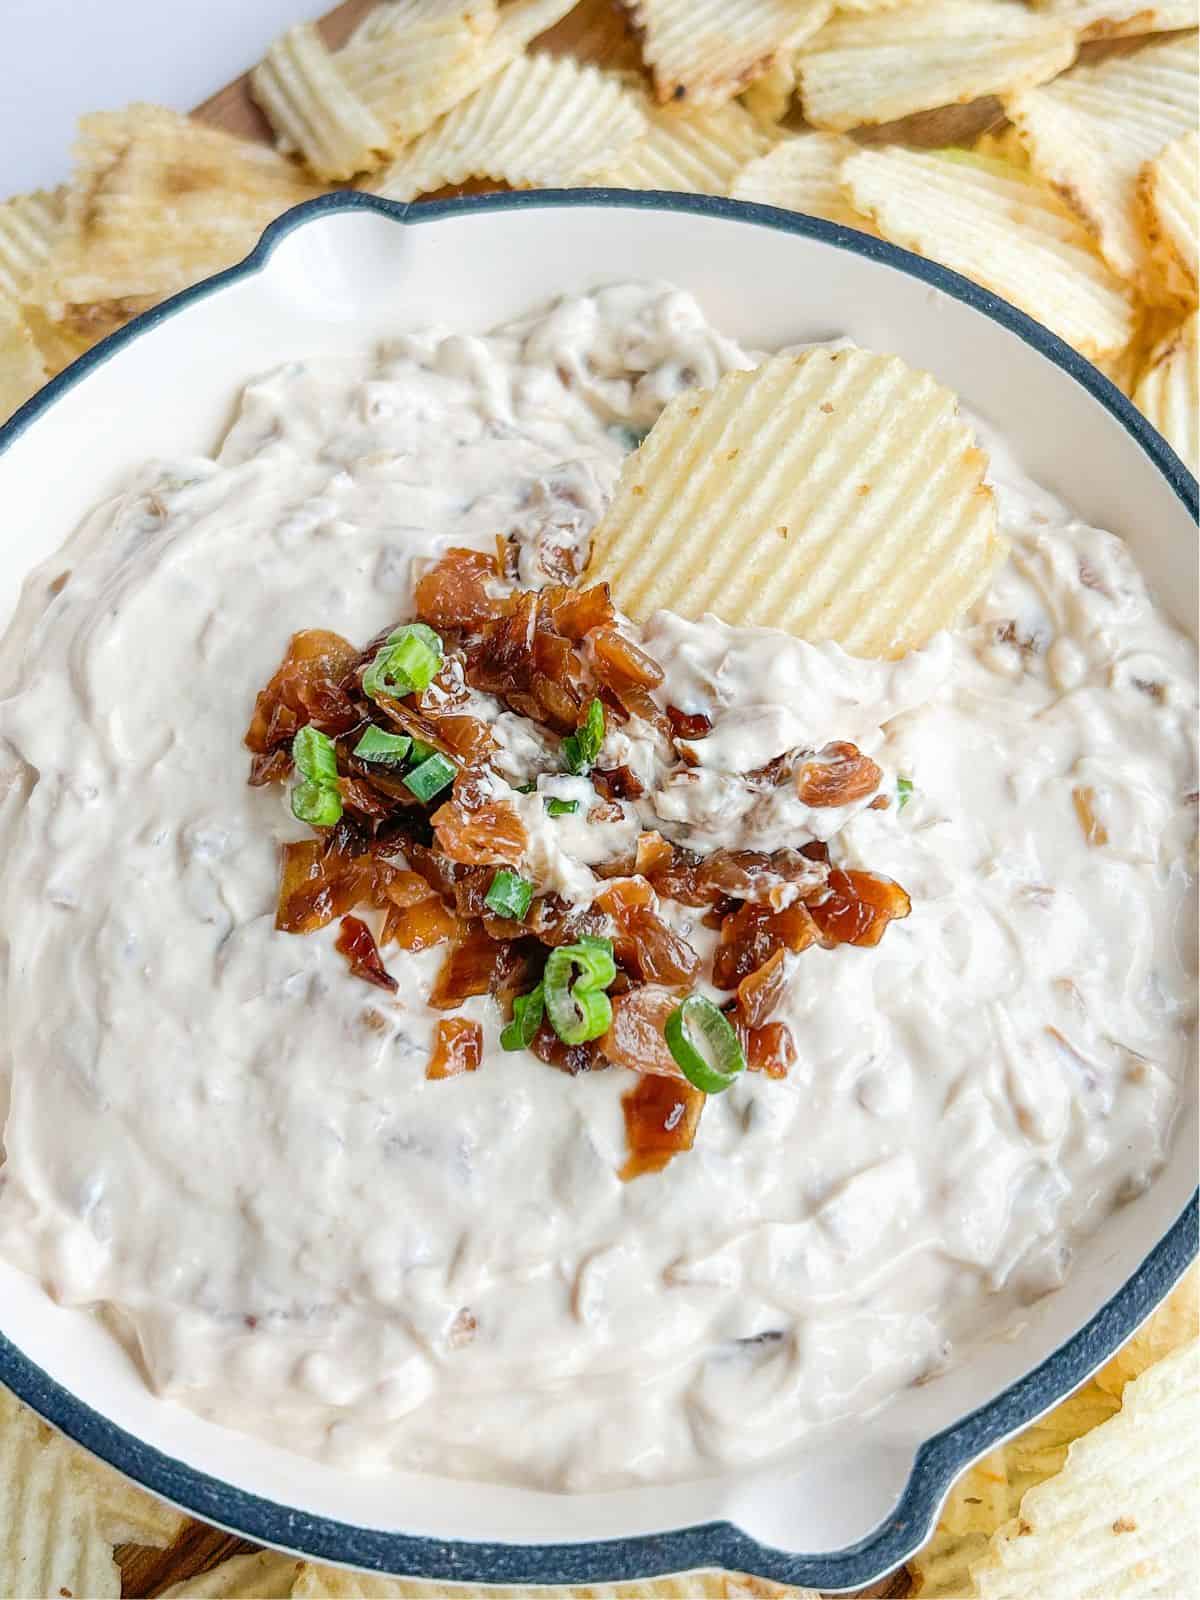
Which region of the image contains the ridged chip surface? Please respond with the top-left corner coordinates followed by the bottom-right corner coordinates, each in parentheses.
top-left (587, 348), bottom-right (1004, 658)
top-left (369, 54), bottom-right (645, 200)
top-left (0, 189), bottom-right (63, 306)
top-left (731, 131), bottom-right (876, 232)
top-left (842, 147), bottom-right (1135, 357)
top-left (625, 0), bottom-right (832, 107)
top-left (250, 23), bottom-right (392, 180)
top-left (1137, 129), bottom-right (1199, 309)
top-left (1133, 310), bottom-right (1198, 476)
top-left (1032, 0), bottom-right (1197, 40)
top-left (796, 0), bottom-right (1076, 132)
top-left (602, 100), bottom-right (774, 194)
top-left (1005, 32), bottom-right (1199, 299)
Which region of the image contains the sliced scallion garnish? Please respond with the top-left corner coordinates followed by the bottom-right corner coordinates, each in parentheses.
top-left (545, 797), bottom-right (579, 816)
top-left (897, 776), bottom-right (914, 810)
top-left (291, 778), bottom-right (343, 828)
top-left (664, 995), bottom-right (746, 1094)
top-left (290, 727), bottom-right (342, 826)
top-left (292, 725), bottom-right (339, 784)
top-left (353, 726), bottom-right (412, 766)
top-left (403, 751), bottom-right (456, 801)
top-left (500, 982), bottom-right (544, 1051)
top-left (562, 698), bottom-right (605, 776)
top-left (362, 623), bottom-right (444, 703)
top-left (485, 867), bottom-right (534, 921)
top-left (544, 935), bottom-right (616, 1045)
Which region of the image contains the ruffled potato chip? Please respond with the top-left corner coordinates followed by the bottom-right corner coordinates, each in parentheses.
top-left (1031, 0), bottom-right (1198, 40)
top-left (1133, 309), bottom-right (1198, 476)
top-left (0, 301), bottom-right (47, 422)
top-left (970, 1340), bottom-right (1200, 1599)
top-left (843, 147), bottom-right (1135, 358)
top-left (1005, 32), bottom-right (1199, 301)
top-left (797, 0), bottom-right (1076, 132)
top-left (250, 22), bottom-right (392, 180)
top-left (730, 131), bottom-right (876, 233)
top-left (50, 104), bottom-right (322, 311)
top-left (625, 0), bottom-right (832, 107)
top-left (0, 189), bottom-right (63, 306)
top-left (740, 55), bottom-right (798, 124)
top-left (163, 1550), bottom-right (303, 1597)
top-left (587, 347), bottom-right (1004, 657)
top-left (288, 1562), bottom-right (807, 1597)
top-left (602, 99), bottom-right (774, 194)
top-left (1137, 129), bottom-right (1199, 309)
top-left (369, 54), bottom-right (645, 200)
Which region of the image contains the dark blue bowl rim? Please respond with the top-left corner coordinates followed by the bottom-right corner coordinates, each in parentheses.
top-left (0, 188), bottom-right (1195, 1592)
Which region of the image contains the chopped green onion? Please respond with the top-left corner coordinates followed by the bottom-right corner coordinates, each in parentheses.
top-left (515, 780), bottom-right (538, 794)
top-left (545, 797), bottom-right (579, 816)
top-left (485, 867), bottom-right (534, 921)
top-left (353, 726), bottom-right (412, 766)
top-left (409, 737), bottom-right (439, 763)
top-left (292, 725), bottom-right (339, 784)
top-left (562, 698), bottom-right (605, 775)
top-left (664, 995), bottom-right (746, 1094)
top-left (500, 983), bottom-right (544, 1051)
top-left (897, 776), bottom-right (914, 811)
top-left (403, 752), bottom-right (457, 801)
top-left (362, 623), bottom-right (444, 703)
top-left (544, 935), bottom-right (616, 1045)
top-left (291, 778), bottom-right (343, 828)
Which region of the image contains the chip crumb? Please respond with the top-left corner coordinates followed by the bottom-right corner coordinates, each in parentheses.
top-left (1112, 1515), bottom-right (1137, 1533)
top-left (820, 401), bottom-right (834, 412)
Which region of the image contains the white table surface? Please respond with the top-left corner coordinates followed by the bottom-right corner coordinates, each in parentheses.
top-left (2, 0), bottom-right (330, 200)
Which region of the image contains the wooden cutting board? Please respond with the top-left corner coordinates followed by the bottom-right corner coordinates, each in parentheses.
top-left (115, 3), bottom-right (932, 1591)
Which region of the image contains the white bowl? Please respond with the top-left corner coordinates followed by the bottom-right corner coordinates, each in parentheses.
top-left (0, 191), bottom-right (1195, 1591)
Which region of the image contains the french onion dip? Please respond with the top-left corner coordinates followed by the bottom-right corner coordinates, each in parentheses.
top-left (0, 283), bottom-right (1194, 1489)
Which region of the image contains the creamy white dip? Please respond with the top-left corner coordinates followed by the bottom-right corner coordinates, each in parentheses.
top-left (0, 283), bottom-right (1194, 1489)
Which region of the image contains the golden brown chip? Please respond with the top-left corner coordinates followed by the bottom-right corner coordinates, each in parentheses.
top-left (1096, 1263), bottom-right (1200, 1396)
top-left (337, 0), bottom-right (532, 145)
top-left (290, 1562), bottom-right (808, 1597)
top-left (49, 104), bottom-right (323, 312)
top-left (250, 22), bottom-right (392, 180)
top-left (0, 300), bottom-right (46, 422)
top-left (971, 121), bottom-right (1028, 168)
top-left (602, 99), bottom-right (775, 194)
top-left (586, 347), bottom-right (1004, 657)
top-left (0, 1386), bottom-right (121, 1600)
top-left (625, 0), bottom-right (833, 108)
top-left (730, 131), bottom-right (876, 232)
top-left (1136, 129), bottom-right (1199, 309)
top-left (1031, 0), bottom-right (1198, 41)
top-left (1005, 32), bottom-right (1199, 300)
top-left (0, 188), bottom-right (64, 307)
top-left (1132, 309), bottom-right (1198, 475)
top-left (369, 54), bottom-right (645, 200)
top-left (163, 1550), bottom-right (304, 1597)
top-left (970, 1340), bottom-right (1200, 1598)
top-left (740, 55), bottom-right (798, 124)
top-left (1093, 303), bottom-right (1180, 396)
top-left (796, 0), bottom-right (1076, 132)
top-left (842, 147), bottom-right (1135, 358)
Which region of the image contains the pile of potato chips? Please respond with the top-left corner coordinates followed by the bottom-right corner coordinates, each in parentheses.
top-left (0, 0), bottom-right (1197, 473)
top-left (0, 1), bottom-right (1197, 1594)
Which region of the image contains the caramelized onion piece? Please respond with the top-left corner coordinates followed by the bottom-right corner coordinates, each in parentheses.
top-left (276, 838), bottom-right (373, 935)
top-left (431, 776), bottom-right (526, 865)
top-left (795, 741), bottom-right (883, 808)
top-left (249, 747), bottom-right (293, 787)
top-left (735, 1015), bottom-right (796, 1079)
top-left (415, 548), bottom-right (502, 633)
top-left (666, 705), bottom-right (713, 741)
top-left (545, 582), bottom-right (615, 640)
top-left (596, 878), bottom-right (700, 986)
top-left (246, 629), bottom-right (359, 752)
top-left (429, 921), bottom-right (510, 1008)
top-left (335, 915), bottom-right (397, 991)
top-left (736, 946), bottom-right (788, 1029)
top-left (383, 896), bottom-right (460, 952)
top-left (809, 868), bottom-right (911, 948)
top-left (427, 1017), bottom-right (483, 1079)
top-left (530, 1016), bottom-right (603, 1076)
top-left (591, 764), bottom-right (645, 801)
top-left (712, 901), bottom-right (816, 990)
top-left (620, 1073), bottom-right (705, 1180)
top-left (591, 626), bottom-right (664, 689)
top-left (601, 985), bottom-right (683, 1078)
